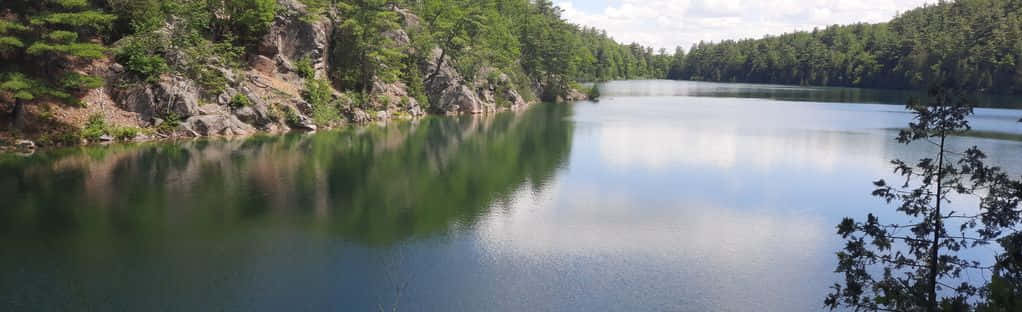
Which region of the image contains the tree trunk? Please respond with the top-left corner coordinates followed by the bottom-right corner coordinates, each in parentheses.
top-left (425, 47), bottom-right (447, 85)
top-left (361, 50), bottom-right (371, 108)
top-left (11, 98), bottom-right (25, 130)
top-left (929, 131), bottom-right (946, 312)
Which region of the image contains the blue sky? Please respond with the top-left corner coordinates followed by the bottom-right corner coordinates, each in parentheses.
top-left (556, 0), bottom-right (933, 51)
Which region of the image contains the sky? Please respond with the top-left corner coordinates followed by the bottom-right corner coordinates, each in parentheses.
top-left (556, 0), bottom-right (933, 52)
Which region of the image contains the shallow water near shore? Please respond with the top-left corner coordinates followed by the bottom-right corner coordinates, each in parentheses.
top-left (2, 80), bottom-right (1021, 311)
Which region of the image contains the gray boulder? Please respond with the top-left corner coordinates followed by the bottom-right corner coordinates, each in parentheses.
top-left (476, 68), bottom-right (527, 109)
top-left (233, 106), bottom-right (260, 125)
top-left (115, 75), bottom-right (201, 121)
top-left (350, 109), bottom-right (372, 124)
top-left (424, 49), bottom-right (492, 114)
top-left (181, 114), bottom-right (257, 137)
top-left (233, 87), bottom-right (280, 128)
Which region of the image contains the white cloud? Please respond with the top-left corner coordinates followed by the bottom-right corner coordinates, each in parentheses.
top-left (557, 0), bottom-right (932, 51)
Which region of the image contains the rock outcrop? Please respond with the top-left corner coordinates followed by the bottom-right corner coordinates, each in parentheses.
top-left (258, 0), bottom-right (333, 79)
top-left (475, 67), bottom-right (528, 109)
top-left (424, 49), bottom-right (487, 114)
top-left (563, 88), bottom-right (589, 102)
top-left (180, 114), bottom-right (256, 137)
top-left (423, 49), bottom-right (531, 114)
top-left (93, 2), bottom-right (535, 142)
top-left (114, 75), bottom-right (201, 121)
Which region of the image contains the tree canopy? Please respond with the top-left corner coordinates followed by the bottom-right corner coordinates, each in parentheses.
top-left (666, 0), bottom-right (1022, 95)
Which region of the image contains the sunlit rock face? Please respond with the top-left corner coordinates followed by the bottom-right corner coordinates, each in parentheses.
top-left (259, 0), bottom-right (333, 79)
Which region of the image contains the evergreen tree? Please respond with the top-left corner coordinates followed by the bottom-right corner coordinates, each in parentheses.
top-left (334, 0), bottom-right (404, 99)
top-left (1, 0), bottom-right (116, 129)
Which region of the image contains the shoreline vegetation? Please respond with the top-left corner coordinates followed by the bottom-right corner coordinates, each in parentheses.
top-left (0, 0), bottom-right (646, 152)
top-left (2, 0), bottom-right (1021, 153)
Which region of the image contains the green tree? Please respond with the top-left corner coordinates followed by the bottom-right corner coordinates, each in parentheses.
top-left (0, 0), bottom-right (115, 129)
top-left (827, 80), bottom-right (1022, 311)
top-left (669, 0), bottom-right (1022, 95)
top-left (420, 0), bottom-right (484, 83)
top-left (209, 0), bottom-right (278, 45)
top-left (334, 0), bottom-right (404, 98)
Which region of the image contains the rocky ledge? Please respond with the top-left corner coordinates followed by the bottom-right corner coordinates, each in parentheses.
top-left (96, 0), bottom-right (538, 141)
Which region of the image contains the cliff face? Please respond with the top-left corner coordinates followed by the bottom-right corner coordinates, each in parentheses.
top-left (79, 0), bottom-right (535, 142)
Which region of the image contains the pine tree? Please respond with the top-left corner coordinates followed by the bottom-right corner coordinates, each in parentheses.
top-left (335, 0), bottom-right (404, 101)
top-left (1, 0), bottom-right (115, 129)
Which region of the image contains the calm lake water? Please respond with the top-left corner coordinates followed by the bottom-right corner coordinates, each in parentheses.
top-left (2, 80), bottom-right (1021, 311)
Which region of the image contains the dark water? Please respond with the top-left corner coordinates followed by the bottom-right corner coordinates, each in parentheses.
top-left (2, 80), bottom-right (1021, 311)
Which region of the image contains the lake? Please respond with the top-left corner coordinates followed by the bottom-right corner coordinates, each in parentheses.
top-left (2, 80), bottom-right (1021, 311)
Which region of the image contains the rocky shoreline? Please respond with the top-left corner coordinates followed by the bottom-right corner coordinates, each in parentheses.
top-left (1, 0), bottom-right (591, 155)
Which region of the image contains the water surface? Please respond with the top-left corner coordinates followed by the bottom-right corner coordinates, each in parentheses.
top-left (2, 80), bottom-right (1021, 311)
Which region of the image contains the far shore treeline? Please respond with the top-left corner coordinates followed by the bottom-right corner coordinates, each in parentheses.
top-left (662, 0), bottom-right (1022, 95)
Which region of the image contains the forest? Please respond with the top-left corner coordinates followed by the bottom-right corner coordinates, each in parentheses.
top-left (666, 0), bottom-right (1022, 94)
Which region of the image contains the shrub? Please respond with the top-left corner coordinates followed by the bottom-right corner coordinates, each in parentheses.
top-left (283, 106), bottom-right (302, 126)
top-left (116, 35), bottom-right (169, 82)
top-left (62, 72), bottom-right (105, 91)
top-left (229, 93), bottom-right (251, 108)
top-left (295, 56), bottom-right (315, 79)
top-left (156, 112), bottom-right (181, 134)
top-left (587, 84), bottom-right (601, 102)
top-left (226, 0), bottom-right (278, 45)
top-left (112, 126), bottom-right (140, 141)
top-left (39, 132), bottom-right (81, 146)
top-left (80, 114), bottom-right (108, 141)
top-left (303, 78), bottom-right (340, 126)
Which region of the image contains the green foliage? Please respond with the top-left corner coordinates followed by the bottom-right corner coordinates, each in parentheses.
top-left (80, 114), bottom-right (109, 141)
top-left (0, 0), bottom-right (115, 114)
top-left (0, 20), bottom-right (30, 33)
top-left (586, 84), bottom-right (600, 102)
top-left (30, 11), bottom-right (118, 30)
top-left (343, 91), bottom-right (364, 109)
top-left (828, 82), bottom-right (1022, 311)
top-left (116, 35), bottom-right (169, 82)
top-left (26, 42), bottom-right (108, 58)
top-left (229, 94), bottom-right (251, 109)
top-left (0, 36), bottom-right (26, 52)
top-left (299, 0), bottom-right (334, 21)
top-left (214, 0), bottom-right (278, 46)
top-left (333, 0), bottom-right (404, 93)
top-left (295, 56), bottom-right (315, 79)
top-left (40, 131), bottom-right (82, 146)
top-left (282, 105), bottom-right (302, 126)
top-left (303, 78), bottom-right (340, 126)
top-left (670, 0), bottom-right (1022, 94)
top-left (45, 30), bottom-right (78, 43)
top-left (1, 73), bottom-right (38, 101)
top-left (156, 112), bottom-right (181, 134)
top-left (78, 114), bottom-right (138, 141)
top-left (111, 126), bottom-right (140, 141)
top-left (61, 72), bottom-right (104, 90)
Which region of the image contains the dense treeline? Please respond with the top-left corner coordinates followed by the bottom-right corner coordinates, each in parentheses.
top-left (360, 0), bottom-right (667, 98)
top-left (0, 0), bottom-right (664, 131)
top-left (668, 0), bottom-right (1022, 94)
top-left (570, 27), bottom-right (672, 82)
